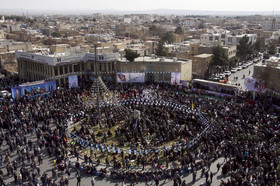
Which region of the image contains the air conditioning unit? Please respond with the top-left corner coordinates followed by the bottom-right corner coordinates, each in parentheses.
top-left (173, 57), bottom-right (177, 62)
top-left (151, 54), bottom-right (156, 59)
top-left (159, 57), bottom-right (165, 62)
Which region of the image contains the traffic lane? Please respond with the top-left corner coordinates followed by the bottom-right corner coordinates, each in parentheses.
top-left (228, 62), bottom-right (261, 89)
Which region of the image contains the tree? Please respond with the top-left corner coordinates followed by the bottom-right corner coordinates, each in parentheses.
top-left (210, 45), bottom-right (228, 73)
top-left (268, 43), bottom-right (277, 56)
top-left (237, 35), bottom-right (253, 61)
top-left (161, 31), bottom-right (175, 44)
top-left (51, 32), bottom-right (61, 38)
top-left (174, 26), bottom-right (184, 34)
top-left (149, 25), bottom-right (157, 36)
top-left (198, 22), bottom-right (205, 29)
top-left (124, 49), bottom-right (139, 62)
top-left (155, 40), bottom-right (168, 56)
top-left (253, 39), bottom-right (261, 54)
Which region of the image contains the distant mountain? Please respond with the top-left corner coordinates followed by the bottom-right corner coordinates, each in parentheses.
top-left (0, 8), bottom-right (279, 16)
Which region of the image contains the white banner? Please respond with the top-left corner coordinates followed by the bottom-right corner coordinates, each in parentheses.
top-left (117, 73), bottom-right (145, 83)
top-left (171, 72), bottom-right (181, 85)
top-left (244, 77), bottom-right (266, 93)
top-left (68, 75), bottom-right (78, 88)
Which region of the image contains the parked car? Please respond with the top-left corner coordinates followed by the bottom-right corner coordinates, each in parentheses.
top-left (237, 66), bottom-right (242, 71)
top-left (224, 71), bottom-right (231, 76)
top-left (231, 68), bottom-right (237, 73)
top-left (242, 64), bottom-right (248, 69)
top-left (218, 74), bottom-right (225, 79)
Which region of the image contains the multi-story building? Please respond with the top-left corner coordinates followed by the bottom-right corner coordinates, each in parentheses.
top-left (200, 32), bottom-right (257, 46)
top-left (118, 56), bottom-right (192, 83)
top-left (16, 52), bottom-right (192, 85)
top-left (261, 18), bottom-right (280, 31)
top-left (16, 51), bottom-right (118, 86)
top-left (253, 58), bottom-right (280, 91)
top-left (191, 54), bottom-right (212, 79)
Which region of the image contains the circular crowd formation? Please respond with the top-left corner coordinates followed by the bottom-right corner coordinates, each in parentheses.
top-left (0, 79), bottom-right (279, 186)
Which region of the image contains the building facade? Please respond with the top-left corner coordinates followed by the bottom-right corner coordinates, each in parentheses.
top-left (16, 52), bottom-right (192, 86)
top-left (200, 33), bottom-right (257, 46)
top-left (117, 56), bottom-right (192, 83)
top-left (16, 52), bottom-right (118, 86)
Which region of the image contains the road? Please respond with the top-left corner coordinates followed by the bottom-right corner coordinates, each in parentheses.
top-left (227, 60), bottom-right (262, 90)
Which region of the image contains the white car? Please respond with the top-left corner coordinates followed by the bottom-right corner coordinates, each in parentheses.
top-left (231, 68), bottom-right (237, 73)
top-left (224, 71), bottom-right (231, 76)
top-left (237, 66), bottom-right (242, 71)
top-left (242, 64), bottom-right (248, 69)
top-left (219, 74), bottom-right (225, 79)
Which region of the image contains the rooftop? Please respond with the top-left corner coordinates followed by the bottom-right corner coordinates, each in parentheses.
top-left (119, 56), bottom-right (191, 63)
top-left (194, 54), bottom-right (212, 58)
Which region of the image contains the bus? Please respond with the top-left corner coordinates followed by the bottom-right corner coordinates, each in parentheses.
top-left (192, 79), bottom-right (239, 98)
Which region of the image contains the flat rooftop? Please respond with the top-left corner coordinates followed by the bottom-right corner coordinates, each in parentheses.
top-left (119, 56), bottom-right (191, 63)
top-left (194, 54), bottom-right (212, 58)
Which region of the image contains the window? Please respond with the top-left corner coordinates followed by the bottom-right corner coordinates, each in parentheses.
top-left (108, 63), bottom-right (111, 72)
top-left (228, 37), bottom-right (232, 42)
top-left (64, 66), bottom-right (68, 74)
top-left (215, 36), bottom-right (219, 41)
top-left (209, 36), bottom-right (213, 41)
top-left (59, 66), bottom-right (63, 75)
top-left (54, 67), bottom-right (58, 76)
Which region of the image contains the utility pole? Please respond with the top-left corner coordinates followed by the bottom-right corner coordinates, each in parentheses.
top-left (94, 44), bottom-right (101, 122)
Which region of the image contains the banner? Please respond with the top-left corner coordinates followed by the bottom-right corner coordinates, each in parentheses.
top-left (69, 75), bottom-right (78, 88)
top-left (117, 73), bottom-right (145, 83)
top-left (44, 81), bottom-right (56, 92)
top-left (11, 87), bottom-right (24, 100)
top-left (244, 77), bottom-right (266, 93)
top-left (171, 72), bottom-right (181, 85)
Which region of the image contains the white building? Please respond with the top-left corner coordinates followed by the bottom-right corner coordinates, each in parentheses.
top-left (261, 18), bottom-right (280, 31)
top-left (200, 32), bottom-right (257, 46)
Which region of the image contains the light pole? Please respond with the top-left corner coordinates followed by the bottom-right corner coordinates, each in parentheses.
top-left (94, 44), bottom-right (101, 121)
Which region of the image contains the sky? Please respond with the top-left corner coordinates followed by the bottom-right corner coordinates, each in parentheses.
top-left (1, 0), bottom-right (280, 12)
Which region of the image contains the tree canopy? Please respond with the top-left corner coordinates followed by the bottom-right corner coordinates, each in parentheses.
top-left (237, 35), bottom-right (253, 61)
top-left (174, 26), bottom-right (184, 34)
top-left (124, 49), bottom-right (140, 62)
top-left (161, 31), bottom-right (175, 44)
top-left (51, 32), bottom-right (61, 38)
top-left (155, 40), bottom-right (168, 56)
top-left (268, 43), bottom-right (277, 56)
top-left (211, 45), bottom-right (228, 67)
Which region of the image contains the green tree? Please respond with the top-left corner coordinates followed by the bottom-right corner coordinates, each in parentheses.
top-left (253, 39), bottom-right (261, 54)
top-left (149, 25), bottom-right (157, 36)
top-left (210, 45), bottom-right (228, 74)
top-left (198, 22), bottom-right (205, 29)
top-left (124, 49), bottom-right (140, 62)
top-left (268, 43), bottom-right (277, 56)
top-left (237, 35), bottom-right (253, 61)
top-left (51, 32), bottom-right (61, 38)
top-left (161, 31), bottom-right (175, 44)
top-left (155, 40), bottom-right (168, 56)
top-left (174, 26), bottom-right (184, 34)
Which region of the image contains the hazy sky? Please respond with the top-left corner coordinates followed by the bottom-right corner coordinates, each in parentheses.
top-left (1, 0), bottom-right (280, 12)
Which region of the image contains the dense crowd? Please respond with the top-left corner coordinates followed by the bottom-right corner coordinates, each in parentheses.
top-left (0, 77), bottom-right (279, 185)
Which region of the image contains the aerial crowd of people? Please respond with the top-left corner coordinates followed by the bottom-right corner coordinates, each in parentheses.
top-left (0, 77), bottom-right (279, 186)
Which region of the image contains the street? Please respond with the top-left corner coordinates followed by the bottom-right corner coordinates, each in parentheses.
top-left (227, 60), bottom-right (262, 90)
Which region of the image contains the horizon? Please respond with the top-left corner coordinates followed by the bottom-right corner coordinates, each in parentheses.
top-left (0, 0), bottom-right (279, 14)
top-left (0, 8), bottom-right (280, 16)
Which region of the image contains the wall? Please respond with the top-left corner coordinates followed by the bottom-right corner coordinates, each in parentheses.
top-left (253, 65), bottom-right (280, 92)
